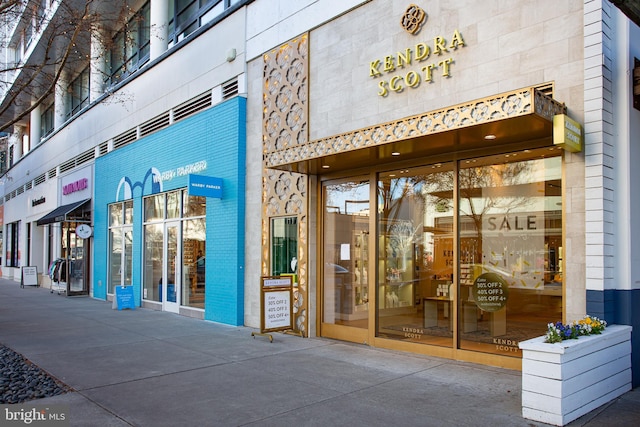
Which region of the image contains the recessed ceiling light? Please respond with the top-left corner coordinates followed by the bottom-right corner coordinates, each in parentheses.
top-left (322, 165), bottom-right (330, 169)
top-left (484, 134), bottom-right (497, 140)
top-left (391, 151), bottom-right (401, 156)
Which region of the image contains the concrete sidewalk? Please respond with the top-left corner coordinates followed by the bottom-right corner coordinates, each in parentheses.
top-left (0, 278), bottom-right (637, 426)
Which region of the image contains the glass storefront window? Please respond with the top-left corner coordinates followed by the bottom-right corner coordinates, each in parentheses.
top-left (322, 179), bottom-right (370, 328)
top-left (142, 190), bottom-right (206, 308)
top-left (377, 165), bottom-right (455, 347)
top-left (144, 195), bottom-right (164, 221)
top-left (109, 203), bottom-right (123, 227)
top-left (108, 201), bottom-right (134, 294)
top-left (182, 218), bottom-right (206, 308)
top-left (167, 191), bottom-right (180, 219)
top-left (143, 223), bottom-right (163, 302)
top-left (458, 153), bottom-right (562, 356)
top-left (124, 200), bottom-right (134, 224)
top-left (271, 217), bottom-right (297, 277)
top-left (183, 192), bottom-right (206, 217)
top-left (109, 227), bottom-right (122, 293)
top-left (6, 221), bottom-right (19, 267)
top-left (318, 147), bottom-right (564, 359)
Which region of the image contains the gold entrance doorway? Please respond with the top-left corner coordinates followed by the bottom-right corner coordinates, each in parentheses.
top-left (321, 177), bottom-right (370, 343)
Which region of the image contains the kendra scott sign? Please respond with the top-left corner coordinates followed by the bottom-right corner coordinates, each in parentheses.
top-left (371, 5), bottom-right (466, 96)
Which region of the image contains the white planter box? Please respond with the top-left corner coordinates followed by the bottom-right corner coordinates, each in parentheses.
top-left (519, 324), bottom-right (632, 426)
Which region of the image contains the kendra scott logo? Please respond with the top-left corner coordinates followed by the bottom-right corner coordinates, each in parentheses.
top-left (401, 4), bottom-right (426, 34)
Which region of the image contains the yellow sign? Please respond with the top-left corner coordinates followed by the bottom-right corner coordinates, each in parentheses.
top-left (370, 30), bottom-right (465, 97)
top-left (553, 114), bottom-right (582, 152)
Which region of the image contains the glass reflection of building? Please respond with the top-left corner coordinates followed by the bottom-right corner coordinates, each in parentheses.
top-left (319, 149), bottom-right (563, 358)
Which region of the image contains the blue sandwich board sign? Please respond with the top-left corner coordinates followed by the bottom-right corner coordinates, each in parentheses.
top-left (188, 174), bottom-right (223, 198)
top-left (115, 286), bottom-right (135, 310)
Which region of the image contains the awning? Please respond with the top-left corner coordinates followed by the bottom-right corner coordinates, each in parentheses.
top-left (36, 199), bottom-right (91, 226)
top-left (264, 86), bottom-right (567, 175)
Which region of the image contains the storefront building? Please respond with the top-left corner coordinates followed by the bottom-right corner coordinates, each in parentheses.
top-left (93, 97), bottom-right (246, 324)
top-left (36, 166), bottom-right (93, 295)
top-left (246, 0), bottom-right (640, 376)
top-left (1, 0), bottom-right (249, 320)
top-left (1, 162), bottom-right (92, 294)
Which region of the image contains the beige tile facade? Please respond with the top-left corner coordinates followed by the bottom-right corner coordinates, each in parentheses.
top-left (255, 0), bottom-right (591, 357)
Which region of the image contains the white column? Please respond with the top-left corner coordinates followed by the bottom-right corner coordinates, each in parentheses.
top-left (54, 70), bottom-right (68, 129)
top-left (30, 104), bottom-right (41, 147)
top-left (11, 127), bottom-right (23, 160)
top-left (150, 0), bottom-right (169, 60)
top-left (90, 24), bottom-right (107, 102)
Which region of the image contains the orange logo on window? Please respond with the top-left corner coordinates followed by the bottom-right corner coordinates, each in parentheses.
top-left (401, 4), bottom-right (427, 35)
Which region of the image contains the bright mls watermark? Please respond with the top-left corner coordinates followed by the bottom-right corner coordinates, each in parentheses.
top-left (1, 405), bottom-right (68, 426)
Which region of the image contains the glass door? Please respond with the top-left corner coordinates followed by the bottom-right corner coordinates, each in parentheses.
top-left (109, 226), bottom-right (133, 291)
top-left (64, 222), bottom-right (90, 296)
top-left (164, 222), bottom-right (180, 313)
top-left (321, 177), bottom-right (370, 343)
top-left (377, 165), bottom-right (455, 348)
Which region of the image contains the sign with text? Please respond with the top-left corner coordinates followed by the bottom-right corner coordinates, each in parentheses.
top-left (188, 174), bottom-right (223, 198)
top-left (264, 290), bottom-right (291, 330)
top-left (115, 286), bottom-right (136, 310)
top-left (21, 266), bottom-right (38, 288)
top-left (262, 277), bottom-right (292, 288)
top-left (472, 272), bottom-right (509, 312)
top-left (259, 276), bottom-right (293, 333)
top-left (553, 114), bottom-right (583, 152)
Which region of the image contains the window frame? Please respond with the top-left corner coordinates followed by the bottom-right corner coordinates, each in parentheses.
top-left (67, 67), bottom-right (90, 119)
top-left (108, 1), bottom-right (151, 85)
top-left (107, 200), bottom-right (134, 294)
top-left (40, 103), bottom-right (54, 139)
top-left (168, 0), bottom-right (227, 45)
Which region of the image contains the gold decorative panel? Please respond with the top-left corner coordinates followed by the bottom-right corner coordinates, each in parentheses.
top-left (262, 34), bottom-right (310, 335)
top-left (264, 87), bottom-right (566, 169)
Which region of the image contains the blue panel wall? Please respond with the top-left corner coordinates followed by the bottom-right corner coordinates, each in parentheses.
top-left (94, 97), bottom-right (246, 325)
top-left (587, 289), bottom-right (640, 387)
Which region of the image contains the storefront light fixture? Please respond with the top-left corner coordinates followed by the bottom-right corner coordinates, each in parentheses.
top-left (391, 151), bottom-right (401, 156)
top-left (484, 134), bottom-right (497, 140)
top-left (322, 165), bottom-right (330, 169)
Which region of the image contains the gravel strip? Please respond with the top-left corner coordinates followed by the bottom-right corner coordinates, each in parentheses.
top-left (0, 344), bottom-right (72, 404)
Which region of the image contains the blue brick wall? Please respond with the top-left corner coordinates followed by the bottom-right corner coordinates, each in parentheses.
top-left (94, 97), bottom-right (246, 325)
